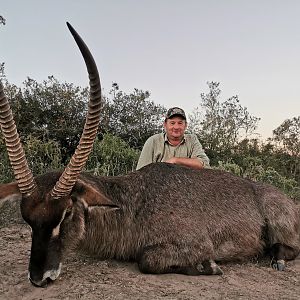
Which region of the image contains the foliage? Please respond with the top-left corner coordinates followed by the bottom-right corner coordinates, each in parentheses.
top-left (105, 83), bottom-right (166, 150)
top-left (0, 15), bottom-right (5, 79)
top-left (0, 63), bottom-right (4, 79)
top-left (257, 167), bottom-right (300, 200)
top-left (86, 133), bottom-right (140, 176)
top-left (4, 76), bottom-right (89, 162)
top-left (188, 83), bottom-right (299, 200)
top-left (0, 136), bottom-right (14, 183)
top-left (272, 116), bottom-right (300, 181)
top-left (0, 15), bottom-right (5, 25)
top-left (0, 135), bottom-right (63, 183)
top-left (189, 82), bottom-right (260, 163)
top-left (215, 160), bottom-right (242, 177)
top-left (216, 159), bottom-right (300, 202)
top-left (273, 116), bottom-right (300, 156)
top-left (24, 136), bottom-right (63, 176)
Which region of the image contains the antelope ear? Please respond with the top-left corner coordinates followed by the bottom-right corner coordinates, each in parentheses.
top-left (0, 182), bottom-right (21, 200)
top-left (71, 179), bottom-right (119, 210)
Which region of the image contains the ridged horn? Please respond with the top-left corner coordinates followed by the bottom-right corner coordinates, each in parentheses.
top-left (50, 22), bottom-right (102, 199)
top-left (0, 81), bottom-right (37, 195)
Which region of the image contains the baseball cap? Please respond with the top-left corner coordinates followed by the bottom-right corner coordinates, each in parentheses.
top-left (165, 107), bottom-right (186, 120)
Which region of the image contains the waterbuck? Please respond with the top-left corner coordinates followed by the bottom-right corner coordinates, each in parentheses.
top-left (0, 23), bottom-right (299, 288)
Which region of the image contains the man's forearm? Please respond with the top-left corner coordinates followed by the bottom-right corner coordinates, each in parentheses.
top-left (166, 157), bottom-right (204, 169)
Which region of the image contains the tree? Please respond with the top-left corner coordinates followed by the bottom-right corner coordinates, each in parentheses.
top-left (4, 76), bottom-right (90, 162)
top-left (0, 134), bottom-right (63, 182)
top-left (272, 116), bottom-right (300, 181)
top-left (86, 134), bottom-right (140, 176)
top-left (0, 15), bottom-right (5, 25)
top-left (272, 117), bottom-right (300, 157)
top-left (0, 135), bottom-right (14, 182)
top-left (216, 156), bottom-right (300, 201)
top-left (0, 63), bottom-right (4, 79)
top-left (189, 82), bottom-right (260, 164)
top-left (1, 15), bottom-right (6, 78)
top-left (105, 83), bottom-right (166, 149)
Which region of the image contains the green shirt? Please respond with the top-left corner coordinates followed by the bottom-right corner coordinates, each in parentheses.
top-left (136, 133), bottom-right (210, 170)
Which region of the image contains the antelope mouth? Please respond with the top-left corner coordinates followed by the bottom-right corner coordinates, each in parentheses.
top-left (28, 263), bottom-right (62, 287)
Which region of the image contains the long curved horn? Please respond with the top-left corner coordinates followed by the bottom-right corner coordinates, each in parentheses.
top-left (0, 82), bottom-right (37, 195)
top-left (50, 22), bottom-right (102, 199)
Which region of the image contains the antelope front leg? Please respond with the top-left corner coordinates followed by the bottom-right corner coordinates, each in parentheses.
top-left (138, 244), bottom-right (223, 275)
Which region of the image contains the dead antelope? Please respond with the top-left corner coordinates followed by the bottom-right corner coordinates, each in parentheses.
top-left (0, 23), bottom-right (299, 288)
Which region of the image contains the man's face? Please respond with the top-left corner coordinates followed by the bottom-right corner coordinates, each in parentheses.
top-left (164, 116), bottom-right (187, 141)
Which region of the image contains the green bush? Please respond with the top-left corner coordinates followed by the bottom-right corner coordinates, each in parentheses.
top-left (0, 132), bottom-right (139, 182)
top-left (256, 167), bottom-right (300, 202)
top-left (216, 159), bottom-right (300, 202)
top-left (24, 135), bottom-right (63, 175)
top-left (0, 136), bottom-right (14, 183)
top-left (214, 160), bottom-right (242, 176)
top-left (0, 135), bottom-right (63, 183)
top-left (86, 134), bottom-right (140, 176)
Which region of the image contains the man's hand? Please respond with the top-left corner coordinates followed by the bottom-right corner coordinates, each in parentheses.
top-left (165, 157), bottom-right (178, 164)
top-left (165, 157), bottom-right (204, 169)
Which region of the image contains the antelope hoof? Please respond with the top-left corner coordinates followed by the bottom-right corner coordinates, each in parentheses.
top-left (197, 260), bottom-right (223, 275)
top-left (272, 259), bottom-right (286, 271)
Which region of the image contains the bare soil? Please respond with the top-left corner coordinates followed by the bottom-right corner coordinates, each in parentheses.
top-left (1, 197), bottom-right (300, 300)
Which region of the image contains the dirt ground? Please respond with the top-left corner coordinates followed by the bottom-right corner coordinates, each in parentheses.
top-left (1, 197), bottom-right (300, 300)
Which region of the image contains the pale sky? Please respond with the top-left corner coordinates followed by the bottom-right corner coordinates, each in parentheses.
top-left (1, 0), bottom-right (300, 139)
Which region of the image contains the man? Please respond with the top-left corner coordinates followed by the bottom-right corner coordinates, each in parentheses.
top-left (136, 107), bottom-right (210, 170)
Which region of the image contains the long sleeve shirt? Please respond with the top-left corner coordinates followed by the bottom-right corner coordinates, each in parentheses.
top-left (136, 133), bottom-right (210, 170)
